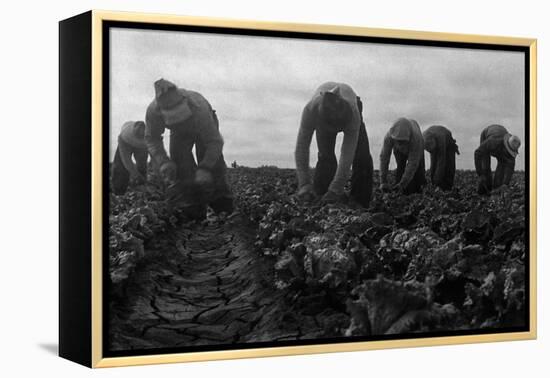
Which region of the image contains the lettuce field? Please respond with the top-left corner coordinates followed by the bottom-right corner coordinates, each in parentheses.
top-left (108, 167), bottom-right (527, 351)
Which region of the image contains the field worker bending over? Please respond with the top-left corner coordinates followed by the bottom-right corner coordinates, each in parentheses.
top-left (379, 118), bottom-right (426, 194)
top-left (294, 82), bottom-right (374, 207)
top-left (423, 125), bottom-right (460, 191)
top-left (145, 78), bottom-right (234, 217)
top-left (111, 121), bottom-right (149, 195)
top-left (475, 124), bottom-right (521, 195)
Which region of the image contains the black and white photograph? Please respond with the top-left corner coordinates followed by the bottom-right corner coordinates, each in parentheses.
top-left (106, 24), bottom-right (529, 355)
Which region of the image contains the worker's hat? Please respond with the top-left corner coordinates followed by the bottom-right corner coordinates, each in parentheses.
top-left (119, 121), bottom-right (146, 149)
top-left (504, 135), bottom-right (521, 157)
top-left (390, 118), bottom-right (413, 141)
top-left (154, 79), bottom-right (192, 125)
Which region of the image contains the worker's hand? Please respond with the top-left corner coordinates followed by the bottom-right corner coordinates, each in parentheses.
top-left (296, 184), bottom-right (316, 202)
top-left (379, 183), bottom-right (391, 192)
top-left (130, 171), bottom-right (146, 186)
top-left (392, 182), bottom-right (404, 193)
top-left (160, 161), bottom-right (177, 184)
top-left (321, 190), bottom-right (344, 205)
top-left (195, 168), bottom-right (213, 186)
top-left (492, 184), bottom-right (510, 195)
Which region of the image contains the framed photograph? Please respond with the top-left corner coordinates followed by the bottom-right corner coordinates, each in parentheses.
top-left (59, 10), bottom-right (537, 368)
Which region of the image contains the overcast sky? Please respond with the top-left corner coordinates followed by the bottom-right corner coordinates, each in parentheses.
top-left (110, 27), bottom-right (525, 170)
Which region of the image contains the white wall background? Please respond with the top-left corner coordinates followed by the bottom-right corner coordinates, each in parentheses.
top-left (1, 0), bottom-right (547, 376)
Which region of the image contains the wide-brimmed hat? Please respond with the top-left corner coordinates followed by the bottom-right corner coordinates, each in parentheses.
top-left (154, 79), bottom-right (192, 125)
top-left (390, 118), bottom-right (412, 141)
top-left (504, 135), bottom-right (521, 157)
top-left (120, 121), bottom-right (147, 149)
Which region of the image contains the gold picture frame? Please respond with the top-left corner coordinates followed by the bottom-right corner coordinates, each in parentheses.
top-left (59, 9), bottom-right (537, 368)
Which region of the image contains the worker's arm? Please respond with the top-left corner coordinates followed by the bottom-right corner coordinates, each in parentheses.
top-left (432, 138), bottom-right (447, 186)
top-left (328, 120), bottom-right (360, 195)
top-left (379, 132), bottom-right (393, 185)
top-left (474, 139), bottom-right (495, 176)
top-left (295, 106), bottom-right (315, 189)
top-left (398, 135), bottom-right (423, 188)
top-left (145, 106), bottom-right (170, 167)
top-left (502, 159), bottom-right (516, 186)
top-left (197, 111), bottom-right (224, 171)
top-left (429, 152), bottom-right (437, 182)
top-left (117, 137), bottom-right (139, 177)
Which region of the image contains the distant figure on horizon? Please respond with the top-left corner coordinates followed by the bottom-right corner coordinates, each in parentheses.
top-left (423, 125), bottom-right (460, 191)
top-left (145, 78), bottom-right (234, 218)
top-left (475, 124), bottom-right (521, 195)
top-left (111, 120), bottom-right (149, 195)
top-left (231, 160), bottom-right (238, 169)
top-left (379, 118), bottom-right (426, 195)
top-left (294, 82), bottom-right (373, 207)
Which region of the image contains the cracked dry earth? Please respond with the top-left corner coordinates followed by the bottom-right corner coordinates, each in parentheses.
top-left (109, 213), bottom-right (346, 351)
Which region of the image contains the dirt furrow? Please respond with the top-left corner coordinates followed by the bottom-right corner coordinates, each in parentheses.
top-left (109, 212), bottom-right (343, 351)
